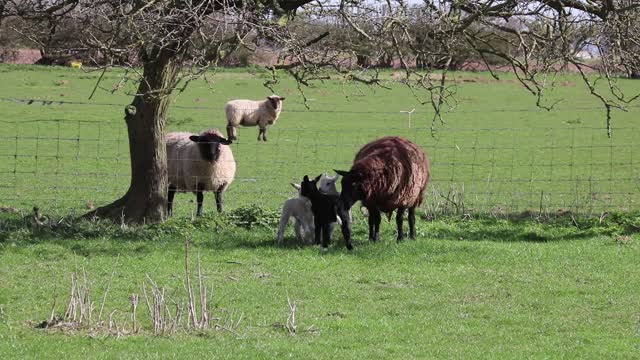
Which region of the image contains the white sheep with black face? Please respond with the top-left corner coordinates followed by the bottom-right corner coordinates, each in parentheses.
top-left (166, 128), bottom-right (236, 217)
top-left (224, 94), bottom-right (285, 142)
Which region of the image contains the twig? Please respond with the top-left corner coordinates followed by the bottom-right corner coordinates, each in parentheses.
top-left (49, 283), bottom-right (57, 322)
top-left (130, 294), bottom-right (139, 333)
top-left (98, 254), bottom-right (120, 321)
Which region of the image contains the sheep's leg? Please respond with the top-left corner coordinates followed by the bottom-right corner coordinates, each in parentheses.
top-left (408, 207), bottom-right (416, 239)
top-left (396, 207), bottom-right (405, 242)
top-left (196, 183), bottom-right (204, 217)
top-left (226, 125), bottom-right (237, 141)
top-left (368, 207), bottom-right (381, 242)
top-left (373, 209), bottom-right (381, 242)
top-left (215, 191), bottom-right (223, 213)
top-left (277, 207), bottom-right (291, 245)
top-left (367, 207), bottom-right (375, 241)
top-left (257, 128), bottom-right (264, 142)
top-left (262, 127), bottom-right (267, 142)
top-left (167, 184), bottom-right (177, 217)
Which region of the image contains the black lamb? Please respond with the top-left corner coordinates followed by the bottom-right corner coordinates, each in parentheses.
top-left (300, 175), bottom-right (349, 251)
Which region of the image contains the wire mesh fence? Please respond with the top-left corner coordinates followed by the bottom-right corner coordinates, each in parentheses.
top-left (0, 97), bottom-right (638, 218)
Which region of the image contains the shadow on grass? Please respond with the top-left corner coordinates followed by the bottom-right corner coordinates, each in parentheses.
top-left (412, 210), bottom-right (640, 247)
top-left (1, 208), bottom-right (638, 257)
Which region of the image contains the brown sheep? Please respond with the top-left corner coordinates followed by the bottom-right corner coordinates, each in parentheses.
top-left (335, 136), bottom-right (430, 248)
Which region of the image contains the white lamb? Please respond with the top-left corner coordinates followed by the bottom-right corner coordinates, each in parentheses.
top-left (276, 174), bottom-right (345, 246)
top-left (224, 94), bottom-right (285, 142)
top-left (166, 129), bottom-right (236, 216)
top-left (277, 183), bottom-right (314, 245)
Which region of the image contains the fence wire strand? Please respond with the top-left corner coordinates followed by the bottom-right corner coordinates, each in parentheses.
top-left (0, 97), bottom-right (638, 217)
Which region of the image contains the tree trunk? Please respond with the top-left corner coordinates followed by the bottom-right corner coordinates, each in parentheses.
top-left (85, 52), bottom-right (179, 224)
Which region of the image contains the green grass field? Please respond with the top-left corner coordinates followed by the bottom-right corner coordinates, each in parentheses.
top-left (0, 64), bottom-right (640, 358)
top-left (0, 64), bottom-right (639, 215)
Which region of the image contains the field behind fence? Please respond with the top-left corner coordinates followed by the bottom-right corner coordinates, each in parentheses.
top-left (0, 65), bottom-right (639, 217)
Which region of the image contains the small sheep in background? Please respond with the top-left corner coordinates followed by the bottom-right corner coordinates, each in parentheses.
top-left (277, 183), bottom-right (314, 245)
top-left (335, 136), bottom-right (430, 248)
top-left (166, 129), bottom-right (236, 217)
top-left (276, 174), bottom-right (337, 246)
top-left (224, 94), bottom-right (285, 142)
top-left (300, 175), bottom-right (342, 251)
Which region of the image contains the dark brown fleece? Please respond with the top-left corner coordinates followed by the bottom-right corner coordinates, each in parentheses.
top-left (350, 136), bottom-right (430, 213)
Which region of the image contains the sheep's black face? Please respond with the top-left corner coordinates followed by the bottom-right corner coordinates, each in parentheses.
top-left (189, 132), bottom-right (232, 163)
top-left (334, 170), bottom-right (363, 212)
top-left (267, 95), bottom-right (285, 110)
top-left (300, 175), bottom-right (319, 198)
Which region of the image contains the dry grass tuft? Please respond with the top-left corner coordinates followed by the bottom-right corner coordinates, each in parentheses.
top-left (34, 241), bottom-right (243, 337)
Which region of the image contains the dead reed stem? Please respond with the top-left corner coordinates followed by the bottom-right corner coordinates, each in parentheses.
top-left (98, 254), bottom-right (119, 321)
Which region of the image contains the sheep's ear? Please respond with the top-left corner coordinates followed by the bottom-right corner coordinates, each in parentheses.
top-left (189, 135), bottom-right (200, 142)
top-left (314, 174), bottom-right (322, 182)
top-left (334, 169), bottom-right (350, 177)
top-left (303, 175), bottom-right (310, 182)
top-left (279, 97), bottom-right (286, 101)
top-left (291, 183), bottom-right (301, 190)
top-left (219, 138), bottom-right (232, 145)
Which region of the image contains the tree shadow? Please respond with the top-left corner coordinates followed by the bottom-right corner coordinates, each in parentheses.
top-left (2, 210), bottom-right (636, 257)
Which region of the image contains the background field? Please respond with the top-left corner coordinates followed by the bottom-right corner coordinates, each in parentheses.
top-left (0, 65), bottom-right (639, 359)
top-left (0, 64), bottom-right (639, 216)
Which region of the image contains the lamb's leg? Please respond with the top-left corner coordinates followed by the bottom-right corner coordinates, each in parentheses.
top-left (167, 184), bottom-right (176, 217)
top-left (396, 207), bottom-right (405, 242)
top-left (314, 218), bottom-right (322, 246)
top-left (257, 128), bottom-right (264, 142)
top-left (408, 207), bottom-right (416, 239)
top-left (215, 191), bottom-right (223, 213)
top-left (321, 223), bottom-right (331, 249)
top-left (277, 207), bottom-right (291, 245)
top-left (196, 183), bottom-right (204, 217)
top-left (329, 221), bottom-right (336, 235)
top-left (261, 127), bottom-right (268, 142)
top-left (294, 219), bottom-right (303, 243)
top-left (305, 220), bottom-right (315, 244)
top-left (338, 207), bottom-right (354, 250)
